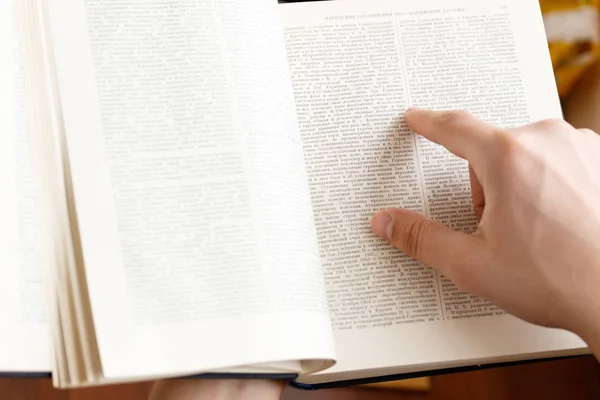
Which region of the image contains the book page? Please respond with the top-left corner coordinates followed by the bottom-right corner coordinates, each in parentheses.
top-left (0, 0), bottom-right (50, 373)
top-left (279, 0), bottom-right (588, 384)
top-left (46, 0), bottom-right (335, 380)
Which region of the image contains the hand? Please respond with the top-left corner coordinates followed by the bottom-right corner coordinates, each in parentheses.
top-left (371, 108), bottom-right (600, 352)
top-left (149, 379), bottom-right (283, 400)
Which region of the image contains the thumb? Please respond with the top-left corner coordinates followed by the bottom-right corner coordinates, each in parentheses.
top-left (371, 208), bottom-right (484, 278)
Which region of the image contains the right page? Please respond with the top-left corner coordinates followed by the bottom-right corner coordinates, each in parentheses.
top-left (280, 0), bottom-right (589, 384)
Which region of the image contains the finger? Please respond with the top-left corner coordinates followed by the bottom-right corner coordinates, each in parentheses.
top-left (469, 165), bottom-right (485, 221)
top-left (371, 208), bottom-right (486, 278)
top-left (405, 108), bottom-right (497, 165)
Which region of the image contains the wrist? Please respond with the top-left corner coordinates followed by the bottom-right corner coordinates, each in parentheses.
top-left (559, 252), bottom-right (600, 356)
top-left (568, 296), bottom-right (600, 358)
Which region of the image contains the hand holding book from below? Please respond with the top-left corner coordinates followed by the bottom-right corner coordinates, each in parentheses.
top-left (372, 108), bottom-right (600, 355)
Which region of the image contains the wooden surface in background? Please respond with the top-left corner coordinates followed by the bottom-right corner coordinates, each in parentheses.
top-left (2, 356), bottom-right (600, 399)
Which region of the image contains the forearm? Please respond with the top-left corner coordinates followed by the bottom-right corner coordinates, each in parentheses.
top-left (149, 379), bottom-right (284, 400)
top-left (575, 310), bottom-right (600, 360)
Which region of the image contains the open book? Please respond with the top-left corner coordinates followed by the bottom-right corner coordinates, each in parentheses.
top-left (1, 0), bottom-right (590, 389)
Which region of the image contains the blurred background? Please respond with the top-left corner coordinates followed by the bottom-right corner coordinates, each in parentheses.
top-left (540, 0), bottom-right (598, 99)
top-left (2, 356), bottom-right (600, 399)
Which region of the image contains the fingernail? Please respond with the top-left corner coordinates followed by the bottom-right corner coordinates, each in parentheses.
top-left (406, 107), bottom-right (422, 114)
top-left (372, 211), bottom-right (393, 240)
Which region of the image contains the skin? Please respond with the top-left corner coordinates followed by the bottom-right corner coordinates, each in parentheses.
top-left (149, 108), bottom-right (600, 399)
top-left (148, 379), bottom-right (284, 400)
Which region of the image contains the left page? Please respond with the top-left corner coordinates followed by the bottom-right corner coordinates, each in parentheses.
top-left (0, 0), bottom-right (50, 373)
top-left (46, 0), bottom-right (335, 382)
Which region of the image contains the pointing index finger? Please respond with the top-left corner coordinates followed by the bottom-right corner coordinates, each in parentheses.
top-left (405, 108), bottom-right (497, 165)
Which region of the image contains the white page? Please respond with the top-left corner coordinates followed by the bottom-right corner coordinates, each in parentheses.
top-left (0, 0), bottom-right (50, 373)
top-left (47, 0), bottom-right (335, 380)
top-left (279, 0), bottom-right (589, 384)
